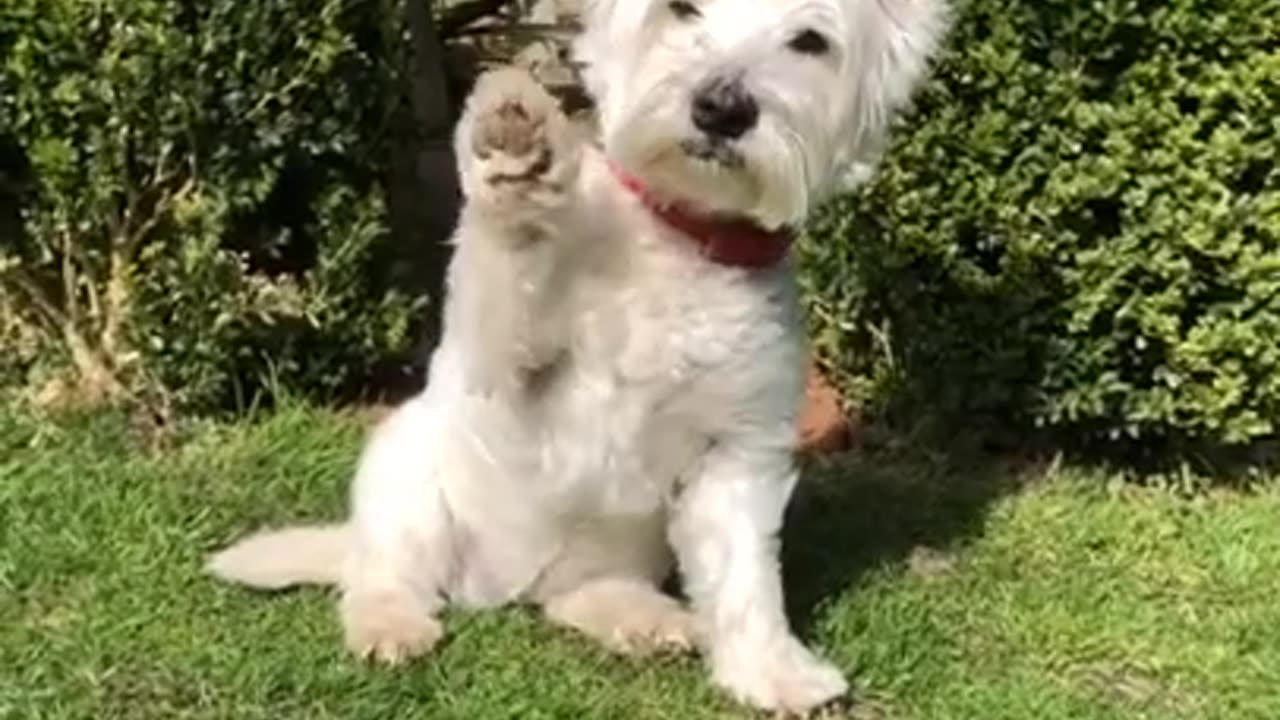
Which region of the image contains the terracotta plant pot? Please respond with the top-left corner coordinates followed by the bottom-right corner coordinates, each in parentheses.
top-left (797, 360), bottom-right (855, 454)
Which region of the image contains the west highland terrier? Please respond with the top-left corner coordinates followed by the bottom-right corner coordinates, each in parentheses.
top-left (210, 0), bottom-right (947, 712)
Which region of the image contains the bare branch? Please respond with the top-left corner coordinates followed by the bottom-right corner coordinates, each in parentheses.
top-left (124, 176), bottom-right (195, 254)
top-left (451, 20), bottom-right (580, 38)
top-left (102, 175), bottom-right (197, 362)
top-left (60, 227), bottom-right (79, 325)
top-left (439, 0), bottom-right (523, 37)
top-left (3, 266), bottom-right (67, 331)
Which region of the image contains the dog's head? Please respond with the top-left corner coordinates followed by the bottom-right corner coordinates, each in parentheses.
top-left (576, 0), bottom-right (948, 229)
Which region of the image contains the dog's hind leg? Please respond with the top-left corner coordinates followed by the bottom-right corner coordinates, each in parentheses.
top-left (339, 397), bottom-right (455, 665)
top-left (542, 577), bottom-right (700, 656)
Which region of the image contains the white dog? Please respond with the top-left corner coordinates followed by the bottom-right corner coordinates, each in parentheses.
top-left (209, 0), bottom-right (946, 712)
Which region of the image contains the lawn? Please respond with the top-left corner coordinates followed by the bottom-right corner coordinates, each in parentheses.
top-left (2, 404), bottom-right (1277, 719)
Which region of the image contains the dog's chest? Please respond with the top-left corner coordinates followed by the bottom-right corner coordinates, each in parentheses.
top-left (525, 166), bottom-right (804, 518)
top-left (594, 243), bottom-right (781, 383)
top-left (544, 253), bottom-right (796, 513)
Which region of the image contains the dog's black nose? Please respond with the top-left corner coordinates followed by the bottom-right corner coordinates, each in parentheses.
top-left (691, 78), bottom-right (759, 140)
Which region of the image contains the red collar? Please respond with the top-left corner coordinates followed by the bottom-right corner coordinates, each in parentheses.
top-left (609, 162), bottom-right (794, 269)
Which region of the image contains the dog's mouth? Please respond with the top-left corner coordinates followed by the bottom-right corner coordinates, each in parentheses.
top-left (679, 137), bottom-right (745, 169)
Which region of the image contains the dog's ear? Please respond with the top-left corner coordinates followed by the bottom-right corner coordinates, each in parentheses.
top-left (835, 0), bottom-right (950, 190)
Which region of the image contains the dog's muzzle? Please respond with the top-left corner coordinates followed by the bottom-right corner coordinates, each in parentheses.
top-left (680, 137), bottom-right (745, 168)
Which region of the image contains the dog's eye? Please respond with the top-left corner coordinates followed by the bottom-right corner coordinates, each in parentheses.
top-left (668, 1), bottom-right (701, 21)
top-left (788, 29), bottom-right (830, 56)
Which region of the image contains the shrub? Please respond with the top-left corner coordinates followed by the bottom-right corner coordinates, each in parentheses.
top-left (0, 0), bottom-right (424, 413)
top-left (802, 0), bottom-right (1279, 450)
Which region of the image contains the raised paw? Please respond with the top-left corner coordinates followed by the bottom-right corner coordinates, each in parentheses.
top-left (459, 67), bottom-right (580, 206)
top-left (340, 590), bottom-right (443, 665)
top-left (712, 637), bottom-right (849, 715)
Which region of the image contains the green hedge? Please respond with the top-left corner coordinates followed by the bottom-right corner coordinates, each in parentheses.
top-left (5, 0), bottom-right (1277, 451)
top-left (0, 0), bottom-right (425, 412)
top-left (802, 0), bottom-right (1279, 449)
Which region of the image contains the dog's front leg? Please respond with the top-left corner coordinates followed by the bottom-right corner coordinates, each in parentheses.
top-left (448, 68), bottom-right (587, 395)
top-left (670, 444), bottom-right (848, 713)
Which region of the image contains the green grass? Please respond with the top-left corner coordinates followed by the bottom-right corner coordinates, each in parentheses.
top-left (2, 404), bottom-right (1277, 719)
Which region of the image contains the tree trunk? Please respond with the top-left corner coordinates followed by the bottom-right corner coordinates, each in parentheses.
top-left (391, 0), bottom-right (462, 387)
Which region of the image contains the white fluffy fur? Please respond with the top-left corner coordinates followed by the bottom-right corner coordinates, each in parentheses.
top-left (209, 0), bottom-right (946, 712)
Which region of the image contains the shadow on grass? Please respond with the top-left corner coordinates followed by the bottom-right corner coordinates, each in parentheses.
top-left (782, 428), bottom-right (1034, 634)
